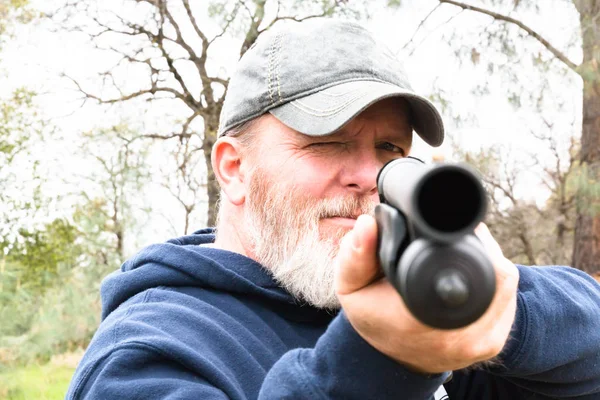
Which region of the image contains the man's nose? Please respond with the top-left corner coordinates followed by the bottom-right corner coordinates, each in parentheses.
top-left (342, 150), bottom-right (383, 197)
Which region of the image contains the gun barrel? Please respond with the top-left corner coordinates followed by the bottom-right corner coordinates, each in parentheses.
top-left (378, 158), bottom-right (487, 243)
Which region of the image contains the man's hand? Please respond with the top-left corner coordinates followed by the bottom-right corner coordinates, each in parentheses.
top-left (334, 215), bottom-right (519, 374)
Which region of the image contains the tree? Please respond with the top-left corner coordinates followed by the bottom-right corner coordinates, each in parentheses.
top-left (52, 0), bottom-right (365, 227)
top-left (158, 134), bottom-right (207, 235)
top-left (1, 1), bottom-right (48, 257)
top-left (72, 124), bottom-right (152, 261)
top-left (3, 218), bottom-right (82, 291)
top-left (452, 124), bottom-right (578, 266)
top-left (403, 0), bottom-right (599, 273)
top-left (0, 88), bottom-right (46, 255)
top-left (0, 122), bottom-right (152, 360)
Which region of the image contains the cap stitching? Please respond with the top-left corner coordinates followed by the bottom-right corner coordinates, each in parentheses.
top-left (267, 41), bottom-right (273, 104)
top-left (275, 32), bottom-right (283, 102)
top-left (267, 33), bottom-right (279, 105)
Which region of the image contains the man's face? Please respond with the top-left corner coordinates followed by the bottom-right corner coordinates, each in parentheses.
top-left (243, 98), bottom-right (413, 309)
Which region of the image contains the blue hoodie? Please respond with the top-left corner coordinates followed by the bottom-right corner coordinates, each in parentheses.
top-left (67, 229), bottom-right (600, 399)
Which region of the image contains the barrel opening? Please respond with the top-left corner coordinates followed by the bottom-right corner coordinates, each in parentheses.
top-left (417, 169), bottom-right (483, 233)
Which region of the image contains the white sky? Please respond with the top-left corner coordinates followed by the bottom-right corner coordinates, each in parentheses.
top-left (0, 0), bottom-right (584, 254)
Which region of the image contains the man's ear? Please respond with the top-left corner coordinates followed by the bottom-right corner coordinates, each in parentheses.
top-left (211, 137), bottom-right (249, 206)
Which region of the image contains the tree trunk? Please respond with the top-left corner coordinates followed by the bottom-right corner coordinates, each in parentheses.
top-left (204, 113), bottom-right (220, 227)
top-left (518, 230), bottom-right (537, 266)
top-left (572, 0), bottom-right (600, 274)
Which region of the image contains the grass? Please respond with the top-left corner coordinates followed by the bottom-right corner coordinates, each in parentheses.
top-left (0, 363), bottom-right (75, 400)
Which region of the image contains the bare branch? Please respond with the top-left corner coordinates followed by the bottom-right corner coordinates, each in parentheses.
top-left (240, 1), bottom-right (254, 20)
top-left (181, 110), bottom-right (202, 137)
top-left (399, 3), bottom-right (443, 52)
top-left (408, 8), bottom-right (465, 56)
top-left (181, 0), bottom-right (209, 44)
top-left (154, 3), bottom-right (203, 104)
top-left (62, 73), bottom-right (192, 107)
top-left (211, 76), bottom-right (229, 88)
top-left (261, 3), bottom-right (341, 33)
top-left (152, 0), bottom-right (218, 107)
top-left (207, 2), bottom-right (240, 45)
top-left (439, 0), bottom-right (580, 73)
top-left (248, 0), bottom-right (345, 59)
top-left (484, 175), bottom-right (518, 205)
top-left (143, 132), bottom-right (193, 141)
top-left (159, 2), bottom-right (200, 63)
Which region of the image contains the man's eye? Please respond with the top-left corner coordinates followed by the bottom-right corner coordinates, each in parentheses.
top-left (312, 142), bottom-right (340, 146)
top-left (377, 142), bottom-right (405, 155)
top-left (309, 142), bottom-right (346, 149)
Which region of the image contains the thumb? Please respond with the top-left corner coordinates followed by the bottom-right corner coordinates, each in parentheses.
top-left (335, 214), bottom-right (381, 295)
top-left (474, 222), bottom-right (504, 260)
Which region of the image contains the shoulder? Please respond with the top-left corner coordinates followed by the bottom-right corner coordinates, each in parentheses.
top-left (68, 287), bottom-right (281, 399)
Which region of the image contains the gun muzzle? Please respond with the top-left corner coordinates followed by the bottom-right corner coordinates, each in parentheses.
top-left (377, 157), bottom-right (488, 243)
top-left (375, 157), bottom-right (495, 329)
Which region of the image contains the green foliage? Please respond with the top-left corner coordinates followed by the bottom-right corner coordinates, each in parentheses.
top-left (0, 87), bottom-right (55, 341)
top-left (207, 1), bottom-right (227, 18)
top-left (0, 185), bottom-right (124, 364)
top-left (0, 221), bottom-right (116, 365)
top-left (0, 88), bottom-right (46, 253)
top-left (0, 121), bottom-right (152, 365)
top-left (570, 162), bottom-right (600, 216)
top-left (0, 88), bottom-right (38, 161)
top-left (0, 363), bottom-right (74, 399)
top-left (0, 218), bottom-right (83, 338)
top-left (0, 283), bottom-right (37, 336)
top-left (6, 219), bottom-right (82, 289)
top-left (0, 263), bottom-right (110, 365)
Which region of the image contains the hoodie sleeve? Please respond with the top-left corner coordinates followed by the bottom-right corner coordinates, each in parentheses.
top-left (447, 265), bottom-right (600, 399)
top-left (490, 265), bottom-right (600, 397)
top-left (258, 312), bottom-right (450, 399)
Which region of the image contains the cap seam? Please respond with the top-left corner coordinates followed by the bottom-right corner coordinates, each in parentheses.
top-left (267, 31), bottom-right (283, 105)
top-left (276, 31), bottom-right (283, 102)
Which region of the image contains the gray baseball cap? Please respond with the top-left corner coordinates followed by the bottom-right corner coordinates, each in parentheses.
top-left (218, 19), bottom-right (444, 147)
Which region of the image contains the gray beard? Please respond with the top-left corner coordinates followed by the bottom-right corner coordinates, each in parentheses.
top-left (247, 210), bottom-right (343, 310)
top-left (244, 171), bottom-right (374, 310)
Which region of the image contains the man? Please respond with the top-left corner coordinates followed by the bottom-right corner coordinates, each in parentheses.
top-left (67, 19), bottom-right (600, 399)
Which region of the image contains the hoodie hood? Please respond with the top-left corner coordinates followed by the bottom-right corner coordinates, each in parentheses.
top-left (100, 228), bottom-right (334, 323)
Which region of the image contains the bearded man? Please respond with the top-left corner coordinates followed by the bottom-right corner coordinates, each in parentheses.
top-left (67, 19), bottom-right (600, 400)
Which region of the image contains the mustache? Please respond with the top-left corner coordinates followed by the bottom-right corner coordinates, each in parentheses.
top-left (314, 196), bottom-right (376, 219)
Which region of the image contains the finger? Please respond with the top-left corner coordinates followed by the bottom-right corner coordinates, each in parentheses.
top-left (474, 223), bottom-right (519, 280)
top-left (335, 214), bottom-right (380, 295)
top-left (472, 224), bottom-right (519, 331)
top-left (474, 222), bottom-right (504, 260)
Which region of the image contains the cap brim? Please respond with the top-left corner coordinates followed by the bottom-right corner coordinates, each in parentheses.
top-left (269, 80), bottom-right (444, 147)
